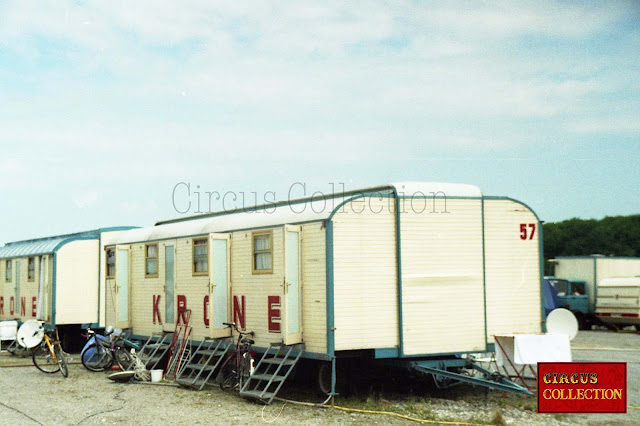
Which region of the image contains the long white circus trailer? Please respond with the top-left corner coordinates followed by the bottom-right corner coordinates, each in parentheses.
top-left (103, 182), bottom-right (543, 397)
top-left (0, 228), bottom-right (136, 348)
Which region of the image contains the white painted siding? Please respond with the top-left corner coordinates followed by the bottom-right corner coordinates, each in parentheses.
top-left (0, 257), bottom-right (41, 321)
top-left (333, 196), bottom-right (398, 351)
top-left (596, 258), bottom-right (640, 283)
top-left (108, 223), bottom-right (328, 354)
top-left (400, 198), bottom-right (485, 355)
top-left (55, 240), bottom-right (100, 324)
top-left (484, 199), bottom-right (542, 341)
top-left (300, 222), bottom-right (326, 354)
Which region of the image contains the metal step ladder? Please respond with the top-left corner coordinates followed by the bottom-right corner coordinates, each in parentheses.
top-left (175, 337), bottom-right (232, 390)
top-left (139, 333), bottom-right (173, 370)
top-left (240, 343), bottom-right (304, 405)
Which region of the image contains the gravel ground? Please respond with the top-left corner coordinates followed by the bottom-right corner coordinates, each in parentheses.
top-left (0, 330), bottom-right (638, 425)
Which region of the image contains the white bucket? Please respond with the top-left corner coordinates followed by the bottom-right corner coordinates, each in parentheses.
top-left (150, 370), bottom-right (163, 383)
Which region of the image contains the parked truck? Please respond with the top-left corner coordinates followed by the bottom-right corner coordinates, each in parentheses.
top-left (595, 277), bottom-right (640, 330)
top-left (549, 255), bottom-right (640, 330)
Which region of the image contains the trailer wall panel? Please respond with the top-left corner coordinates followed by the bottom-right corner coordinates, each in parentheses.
top-left (596, 259), bottom-right (640, 285)
top-left (333, 196), bottom-right (398, 351)
top-left (484, 199), bottom-right (542, 341)
top-left (229, 228), bottom-right (285, 346)
top-left (55, 240), bottom-right (100, 324)
top-left (300, 222), bottom-right (327, 354)
top-left (400, 198), bottom-right (485, 355)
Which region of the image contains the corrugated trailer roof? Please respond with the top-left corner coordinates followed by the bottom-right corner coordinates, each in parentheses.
top-left (105, 182), bottom-right (481, 246)
top-left (0, 227), bottom-right (138, 259)
top-left (0, 231), bottom-right (99, 259)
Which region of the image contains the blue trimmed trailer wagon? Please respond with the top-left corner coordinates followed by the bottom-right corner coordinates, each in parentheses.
top-left (103, 183), bottom-right (542, 401)
top-left (0, 227), bottom-right (136, 348)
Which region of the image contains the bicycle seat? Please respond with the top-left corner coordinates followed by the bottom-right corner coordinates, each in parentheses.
top-left (241, 338), bottom-right (255, 345)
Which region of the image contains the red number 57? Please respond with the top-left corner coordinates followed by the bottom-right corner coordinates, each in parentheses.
top-left (520, 223), bottom-right (536, 240)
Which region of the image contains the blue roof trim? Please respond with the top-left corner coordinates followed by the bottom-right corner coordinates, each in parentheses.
top-left (0, 227), bottom-right (138, 260)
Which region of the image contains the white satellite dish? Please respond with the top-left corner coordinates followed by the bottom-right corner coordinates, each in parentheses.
top-left (546, 308), bottom-right (579, 340)
top-left (17, 320), bottom-right (44, 348)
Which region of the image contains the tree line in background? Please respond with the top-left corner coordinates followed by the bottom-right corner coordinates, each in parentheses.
top-left (543, 214), bottom-right (640, 261)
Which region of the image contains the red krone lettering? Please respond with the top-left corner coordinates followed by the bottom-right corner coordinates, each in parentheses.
top-left (203, 295), bottom-right (210, 327)
top-left (0, 296), bottom-right (4, 315)
top-left (233, 295), bottom-right (246, 330)
top-left (268, 295), bottom-right (281, 332)
top-left (32, 297), bottom-right (37, 317)
top-left (10, 296), bottom-right (14, 315)
top-left (152, 295), bottom-right (162, 324)
top-left (20, 297), bottom-right (26, 316)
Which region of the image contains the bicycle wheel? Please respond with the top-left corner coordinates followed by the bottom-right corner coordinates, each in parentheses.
top-left (55, 345), bottom-right (69, 378)
top-left (81, 343), bottom-right (113, 372)
top-left (217, 356), bottom-right (237, 391)
top-left (239, 352), bottom-right (254, 389)
top-left (114, 347), bottom-right (135, 371)
top-left (32, 343), bottom-right (60, 374)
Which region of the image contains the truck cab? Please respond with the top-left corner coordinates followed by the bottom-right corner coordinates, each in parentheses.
top-left (547, 277), bottom-right (591, 329)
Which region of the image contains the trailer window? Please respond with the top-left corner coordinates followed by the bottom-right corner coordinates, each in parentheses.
top-left (5, 260), bottom-right (11, 282)
top-left (145, 244), bottom-right (158, 277)
top-left (28, 257), bottom-right (35, 281)
top-left (106, 249), bottom-right (116, 278)
top-left (252, 231), bottom-right (273, 274)
top-left (193, 238), bottom-right (208, 275)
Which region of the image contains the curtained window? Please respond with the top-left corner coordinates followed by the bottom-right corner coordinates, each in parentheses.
top-left (106, 249), bottom-right (116, 278)
top-left (193, 238), bottom-right (208, 275)
top-left (145, 244), bottom-right (158, 277)
top-left (252, 231), bottom-right (273, 274)
top-left (5, 260), bottom-right (11, 282)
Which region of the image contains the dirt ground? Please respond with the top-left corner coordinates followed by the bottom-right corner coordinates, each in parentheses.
top-left (0, 330), bottom-right (638, 425)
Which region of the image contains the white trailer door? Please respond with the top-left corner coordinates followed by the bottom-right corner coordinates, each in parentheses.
top-left (164, 243), bottom-right (176, 331)
top-left (283, 225), bottom-right (303, 345)
top-left (209, 233), bottom-right (232, 338)
top-left (115, 246), bottom-right (131, 329)
top-left (14, 261), bottom-right (20, 317)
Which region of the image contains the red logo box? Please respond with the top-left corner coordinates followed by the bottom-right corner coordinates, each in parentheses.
top-left (537, 362), bottom-right (627, 413)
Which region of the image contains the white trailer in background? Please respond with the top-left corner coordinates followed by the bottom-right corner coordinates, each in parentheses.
top-left (596, 277), bottom-right (640, 328)
top-left (103, 182), bottom-right (542, 399)
top-left (0, 227), bottom-right (136, 348)
top-left (552, 256), bottom-right (640, 312)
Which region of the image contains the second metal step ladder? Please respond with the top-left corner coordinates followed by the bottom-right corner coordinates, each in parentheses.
top-left (240, 343), bottom-right (304, 404)
top-left (175, 337), bottom-right (232, 390)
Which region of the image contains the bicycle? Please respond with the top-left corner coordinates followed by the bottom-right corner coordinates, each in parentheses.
top-left (31, 327), bottom-right (69, 378)
top-left (216, 322), bottom-right (256, 391)
top-left (81, 328), bottom-right (139, 372)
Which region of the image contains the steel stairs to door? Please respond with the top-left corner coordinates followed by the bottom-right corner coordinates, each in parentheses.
top-left (138, 333), bottom-right (173, 370)
top-left (240, 343), bottom-right (304, 405)
top-left (175, 337), bottom-right (232, 390)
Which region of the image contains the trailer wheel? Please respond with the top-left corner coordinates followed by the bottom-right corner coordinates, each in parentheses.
top-left (317, 362), bottom-right (332, 395)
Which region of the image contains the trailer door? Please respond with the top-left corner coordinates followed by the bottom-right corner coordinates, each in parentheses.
top-left (14, 261), bottom-right (20, 317)
top-left (163, 243), bottom-right (176, 331)
top-left (283, 225), bottom-right (302, 345)
top-left (208, 233), bottom-right (232, 338)
top-left (115, 245), bottom-right (131, 329)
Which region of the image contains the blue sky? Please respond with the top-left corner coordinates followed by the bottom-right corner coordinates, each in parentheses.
top-left (0, 1), bottom-right (639, 243)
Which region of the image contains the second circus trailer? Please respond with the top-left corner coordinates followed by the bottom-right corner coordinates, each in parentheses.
top-left (103, 182), bottom-right (543, 393)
